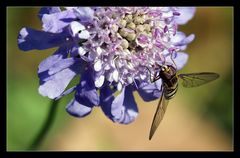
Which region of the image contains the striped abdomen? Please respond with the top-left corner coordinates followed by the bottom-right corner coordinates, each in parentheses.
top-left (163, 75), bottom-right (178, 100)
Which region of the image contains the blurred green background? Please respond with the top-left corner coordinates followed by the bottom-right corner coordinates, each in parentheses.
top-left (7, 7), bottom-right (233, 151)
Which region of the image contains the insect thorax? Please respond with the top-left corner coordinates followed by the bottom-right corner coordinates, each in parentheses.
top-left (160, 65), bottom-right (178, 100)
top-left (160, 65), bottom-right (178, 87)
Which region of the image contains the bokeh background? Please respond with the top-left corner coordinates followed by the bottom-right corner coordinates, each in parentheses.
top-left (7, 7), bottom-right (233, 151)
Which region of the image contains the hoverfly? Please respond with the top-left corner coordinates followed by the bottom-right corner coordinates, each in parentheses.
top-left (148, 63), bottom-right (219, 140)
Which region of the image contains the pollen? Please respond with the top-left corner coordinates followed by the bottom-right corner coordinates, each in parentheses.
top-left (121, 39), bottom-right (129, 49)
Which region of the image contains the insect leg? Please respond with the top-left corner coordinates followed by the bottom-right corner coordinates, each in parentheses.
top-left (146, 67), bottom-right (154, 83)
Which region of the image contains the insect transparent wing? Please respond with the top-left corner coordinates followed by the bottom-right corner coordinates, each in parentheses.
top-left (178, 72), bottom-right (219, 88)
top-left (149, 87), bottom-right (169, 140)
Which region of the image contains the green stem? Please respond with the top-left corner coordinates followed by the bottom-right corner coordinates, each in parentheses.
top-left (28, 99), bottom-right (60, 150)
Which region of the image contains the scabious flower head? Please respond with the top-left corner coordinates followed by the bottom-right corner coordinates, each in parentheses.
top-left (18, 7), bottom-right (195, 124)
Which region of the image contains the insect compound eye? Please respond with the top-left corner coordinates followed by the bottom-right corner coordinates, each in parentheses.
top-left (161, 65), bottom-right (168, 72)
top-left (164, 65), bottom-right (171, 72)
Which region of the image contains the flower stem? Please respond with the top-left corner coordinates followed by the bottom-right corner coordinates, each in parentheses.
top-left (28, 99), bottom-right (60, 150)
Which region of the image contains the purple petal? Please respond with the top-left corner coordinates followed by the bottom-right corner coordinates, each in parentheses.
top-left (171, 32), bottom-right (195, 51)
top-left (66, 98), bottom-right (92, 117)
top-left (69, 21), bottom-right (86, 37)
top-left (18, 27), bottom-right (71, 51)
top-left (136, 34), bottom-right (149, 47)
top-left (65, 7), bottom-right (78, 10)
top-left (41, 9), bottom-right (77, 33)
top-left (38, 53), bottom-right (78, 81)
top-left (111, 86), bottom-right (138, 124)
top-left (136, 79), bottom-right (162, 102)
top-left (166, 52), bottom-right (189, 70)
top-left (171, 31), bottom-right (186, 44)
top-left (38, 47), bottom-right (69, 80)
top-left (148, 10), bottom-right (161, 17)
top-left (75, 68), bottom-right (100, 107)
top-left (38, 61), bottom-right (81, 99)
top-left (175, 7), bottom-right (196, 25)
top-left (38, 68), bottom-right (77, 99)
top-left (100, 85), bottom-right (138, 124)
top-left (48, 58), bottom-right (79, 75)
top-left (55, 86), bottom-right (77, 100)
top-left (100, 86), bottom-right (115, 119)
top-left (73, 7), bottom-right (94, 24)
top-left (175, 34), bottom-right (195, 47)
top-left (153, 28), bottom-right (163, 39)
top-left (38, 7), bottom-right (61, 19)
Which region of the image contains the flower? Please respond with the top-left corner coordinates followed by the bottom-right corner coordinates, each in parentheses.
top-left (18, 7), bottom-right (195, 124)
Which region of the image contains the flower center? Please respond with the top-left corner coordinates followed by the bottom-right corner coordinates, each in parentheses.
top-left (79, 7), bottom-right (181, 90)
top-left (118, 13), bottom-right (152, 50)
top-left (110, 11), bottom-right (155, 54)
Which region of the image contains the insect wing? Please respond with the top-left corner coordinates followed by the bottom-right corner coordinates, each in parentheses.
top-left (178, 72), bottom-right (219, 88)
top-left (149, 87), bottom-right (169, 140)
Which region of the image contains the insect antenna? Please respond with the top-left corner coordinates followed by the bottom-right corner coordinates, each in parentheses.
top-left (170, 53), bottom-right (177, 69)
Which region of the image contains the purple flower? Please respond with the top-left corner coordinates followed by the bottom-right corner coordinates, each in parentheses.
top-left (18, 7), bottom-right (195, 124)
